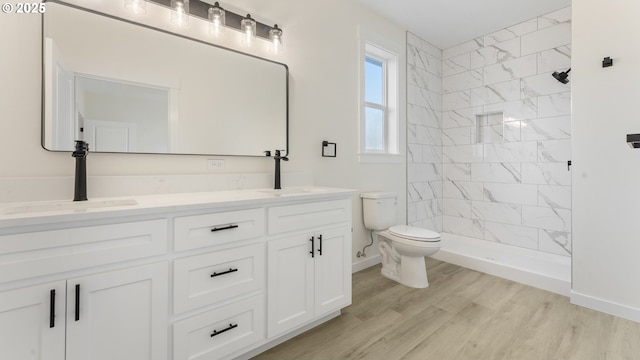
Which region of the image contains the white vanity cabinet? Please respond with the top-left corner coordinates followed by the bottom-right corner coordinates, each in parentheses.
top-left (172, 209), bottom-right (267, 360)
top-left (266, 199), bottom-right (352, 338)
top-left (65, 262), bottom-right (168, 360)
top-left (0, 219), bottom-right (169, 360)
top-left (0, 187), bottom-right (354, 360)
top-left (0, 263), bottom-right (168, 360)
top-left (0, 281), bottom-right (66, 360)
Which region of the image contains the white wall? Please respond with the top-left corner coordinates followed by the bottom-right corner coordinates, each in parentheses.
top-left (571, 0), bottom-right (640, 321)
top-left (0, 0), bottom-right (407, 267)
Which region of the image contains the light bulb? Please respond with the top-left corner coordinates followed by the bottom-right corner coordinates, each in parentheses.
top-left (240, 14), bottom-right (256, 47)
top-left (269, 24), bottom-right (283, 54)
top-left (124, 0), bottom-right (146, 14)
top-left (208, 2), bottom-right (225, 37)
top-left (171, 0), bottom-right (189, 26)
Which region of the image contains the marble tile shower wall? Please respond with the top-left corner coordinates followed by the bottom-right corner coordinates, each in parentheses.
top-left (441, 7), bottom-right (572, 256)
top-left (407, 33), bottom-right (444, 232)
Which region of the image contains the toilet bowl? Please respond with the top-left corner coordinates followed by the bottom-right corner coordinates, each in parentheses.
top-left (377, 225), bottom-right (440, 288)
top-left (361, 192), bottom-right (441, 288)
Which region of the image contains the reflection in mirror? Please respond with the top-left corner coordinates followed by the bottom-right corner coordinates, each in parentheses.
top-left (42, 1), bottom-right (288, 156)
top-left (76, 76), bottom-right (171, 153)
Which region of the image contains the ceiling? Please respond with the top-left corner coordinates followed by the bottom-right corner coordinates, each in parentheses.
top-left (354, 0), bottom-right (571, 50)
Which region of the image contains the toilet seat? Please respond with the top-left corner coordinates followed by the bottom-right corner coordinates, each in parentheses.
top-left (389, 225), bottom-right (440, 242)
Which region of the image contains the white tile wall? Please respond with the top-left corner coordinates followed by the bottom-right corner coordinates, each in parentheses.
top-left (407, 34), bottom-right (443, 232)
top-left (484, 142), bottom-right (538, 163)
top-left (538, 7), bottom-right (572, 30)
top-left (471, 163), bottom-right (521, 183)
top-left (438, 6), bottom-right (572, 256)
top-left (443, 163), bottom-right (471, 181)
top-left (521, 22), bottom-right (571, 56)
top-left (538, 46), bottom-right (571, 73)
top-left (521, 163), bottom-right (571, 186)
top-left (538, 139), bottom-right (572, 162)
top-left (482, 55), bottom-right (537, 85)
top-left (484, 98), bottom-right (538, 121)
top-left (443, 198), bottom-right (472, 218)
top-left (483, 183), bottom-right (538, 205)
top-left (471, 79), bottom-right (521, 106)
top-left (443, 181), bottom-right (483, 201)
top-left (471, 37), bottom-right (521, 69)
top-left (443, 70), bottom-right (483, 94)
top-left (522, 205), bottom-right (571, 232)
top-left (443, 38), bottom-right (483, 59)
top-left (483, 19), bottom-right (537, 46)
top-left (443, 108), bottom-right (479, 128)
top-left (443, 215), bottom-right (484, 238)
top-left (521, 73), bottom-right (571, 98)
top-left (443, 53), bottom-right (471, 77)
top-left (539, 229), bottom-right (571, 255)
top-left (484, 222), bottom-right (539, 249)
top-left (538, 92), bottom-right (572, 118)
top-left (472, 202), bottom-right (522, 225)
top-left (521, 116), bottom-right (571, 141)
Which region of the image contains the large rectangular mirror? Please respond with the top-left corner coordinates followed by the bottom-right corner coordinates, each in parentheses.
top-left (42, 1), bottom-right (288, 156)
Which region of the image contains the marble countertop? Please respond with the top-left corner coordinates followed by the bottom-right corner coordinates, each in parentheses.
top-left (0, 187), bottom-right (357, 228)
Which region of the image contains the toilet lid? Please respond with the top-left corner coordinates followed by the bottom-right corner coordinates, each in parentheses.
top-left (389, 225), bottom-right (440, 241)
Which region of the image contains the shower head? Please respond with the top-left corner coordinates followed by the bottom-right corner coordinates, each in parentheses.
top-left (552, 68), bottom-right (571, 84)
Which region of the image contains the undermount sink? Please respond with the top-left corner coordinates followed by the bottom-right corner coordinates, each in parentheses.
top-left (0, 199), bottom-right (138, 215)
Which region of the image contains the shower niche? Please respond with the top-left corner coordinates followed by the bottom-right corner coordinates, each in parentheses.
top-left (474, 112), bottom-right (520, 143)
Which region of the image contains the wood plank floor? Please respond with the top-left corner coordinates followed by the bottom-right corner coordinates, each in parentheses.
top-left (252, 258), bottom-right (640, 360)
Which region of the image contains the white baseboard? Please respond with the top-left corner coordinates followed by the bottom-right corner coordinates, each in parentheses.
top-left (570, 291), bottom-right (640, 323)
top-left (352, 254), bottom-right (381, 273)
top-left (432, 233), bottom-right (571, 296)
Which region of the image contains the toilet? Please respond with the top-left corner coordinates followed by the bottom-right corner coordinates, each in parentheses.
top-left (361, 192), bottom-right (441, 288)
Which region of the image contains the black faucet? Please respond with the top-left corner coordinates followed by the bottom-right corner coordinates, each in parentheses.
top-left (72, 140), bottom-right (89, 201)
top-left (266, 150), bottom-right (289, 190)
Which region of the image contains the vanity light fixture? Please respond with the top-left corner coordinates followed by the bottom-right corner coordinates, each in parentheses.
top-left (208, 2), bottom-right (225, 37)
top-left (124, 0), bottom-right (147, 14)
top-left (146, 0), bottom-right (284, 51)
top-left (171, 0), bottom-right (189, 26)
top-left (269, 24), bottom-right (283, 54)
top-left (240, 14), bottom-right (256, 47)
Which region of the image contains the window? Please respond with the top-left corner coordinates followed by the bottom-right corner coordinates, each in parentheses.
top-left (365, 56), bottom-right (385, 151)
top-left (361, 42), bottom-right (399, 160)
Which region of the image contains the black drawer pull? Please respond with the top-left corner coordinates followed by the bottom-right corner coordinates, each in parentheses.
top-left (318, 234), bottom-right (323, 256)
top-left (211, 323), bottom-right (238, 337)
top-left (211, 224), bottom-right (239, 232)
top-left (49, 289), bottom-right (56, 328)
top-left (309, 236), bottom-right (315, 258)
top-left (74, 284), bottom-right (80, 321)
top-left (211, 268), bottom-right (238, 278)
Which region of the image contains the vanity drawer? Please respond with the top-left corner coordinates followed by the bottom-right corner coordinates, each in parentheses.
top-left (268, 199), bottom-right (351, 234)
top-left (173, 295), bottom-right (265, 360)
top-left (173, 243), bottom-right (265, 314)
top-left (0, 219), bottom-right (168, 283)
top-left (174, 208), bottom-right (265, 252)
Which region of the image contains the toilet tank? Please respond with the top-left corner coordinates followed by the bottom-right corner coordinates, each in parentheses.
top-left (360, 192), bottom-right (397, 230)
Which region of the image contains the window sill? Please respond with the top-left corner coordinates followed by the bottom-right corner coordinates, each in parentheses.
top-left (358, 153), bottom-right (403, 164)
